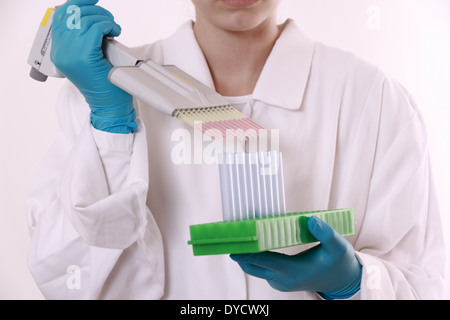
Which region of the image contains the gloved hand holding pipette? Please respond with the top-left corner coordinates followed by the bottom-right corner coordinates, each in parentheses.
top-left (51, 0), bottom-right (137, 134)
top-left (231, 216), bottom-right (363, 300)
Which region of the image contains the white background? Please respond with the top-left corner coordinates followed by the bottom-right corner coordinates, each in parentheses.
top-left (0, 0), bottom-right (449, 299)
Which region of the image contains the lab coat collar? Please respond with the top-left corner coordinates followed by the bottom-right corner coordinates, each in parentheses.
top-left (252, 19), bottom-right (315, 110)
top-left (162, 21), bottom-right (216, 90)
top-left (161, 19), bottom-right (315, 111)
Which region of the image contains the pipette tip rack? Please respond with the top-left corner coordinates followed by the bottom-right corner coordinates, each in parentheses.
top-left (188, 208), bottom-right (355, 256)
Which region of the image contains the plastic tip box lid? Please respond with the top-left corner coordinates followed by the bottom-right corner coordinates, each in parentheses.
top-left (188, 209), bottom-right (355, 256)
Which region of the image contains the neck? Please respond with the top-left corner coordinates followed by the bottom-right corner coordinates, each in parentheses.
top-left (193, 16), bottom-right (280, 96)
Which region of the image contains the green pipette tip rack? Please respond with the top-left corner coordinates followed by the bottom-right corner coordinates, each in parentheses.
top-left (188, 208), bottom-right (355, 256)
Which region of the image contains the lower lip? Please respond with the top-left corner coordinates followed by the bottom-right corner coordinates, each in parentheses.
top-left (220, 0), bottom-right (260, 7)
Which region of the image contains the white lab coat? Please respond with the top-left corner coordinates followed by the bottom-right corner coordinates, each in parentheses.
top-left (26, 19), bottom-right (446, 300)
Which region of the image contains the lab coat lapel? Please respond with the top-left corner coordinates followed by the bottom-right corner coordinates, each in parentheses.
top-left (161, 21), bottom-right (216, 90)
top-left (252, 19), bottom-right (315, 111)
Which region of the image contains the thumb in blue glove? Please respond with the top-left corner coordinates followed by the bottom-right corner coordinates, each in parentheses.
top-left (230, 215), bottom-right (362, 299)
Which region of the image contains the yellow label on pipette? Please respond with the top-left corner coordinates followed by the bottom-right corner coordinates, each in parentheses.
top-left (40, 8), bottom-right (54, 27)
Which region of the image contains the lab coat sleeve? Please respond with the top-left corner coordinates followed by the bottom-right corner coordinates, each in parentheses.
top-left (354, 75), bottom-right (446, 299)
top-left (60, 120), bottom-right (147, 249)
top-left (26, 82), bottom-right (164, 299)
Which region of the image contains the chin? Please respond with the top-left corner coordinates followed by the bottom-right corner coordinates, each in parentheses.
top-left (193, 0), bottom-right (279, 33)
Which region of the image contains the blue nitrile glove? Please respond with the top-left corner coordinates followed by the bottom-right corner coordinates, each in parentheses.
top-left (230, 216), bottom-right (362, 299)
top-left (51, 0), bottom-right (137, 134)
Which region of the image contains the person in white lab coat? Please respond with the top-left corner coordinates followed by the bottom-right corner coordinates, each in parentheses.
top-left (26, 0), bottom-right (446, 299)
